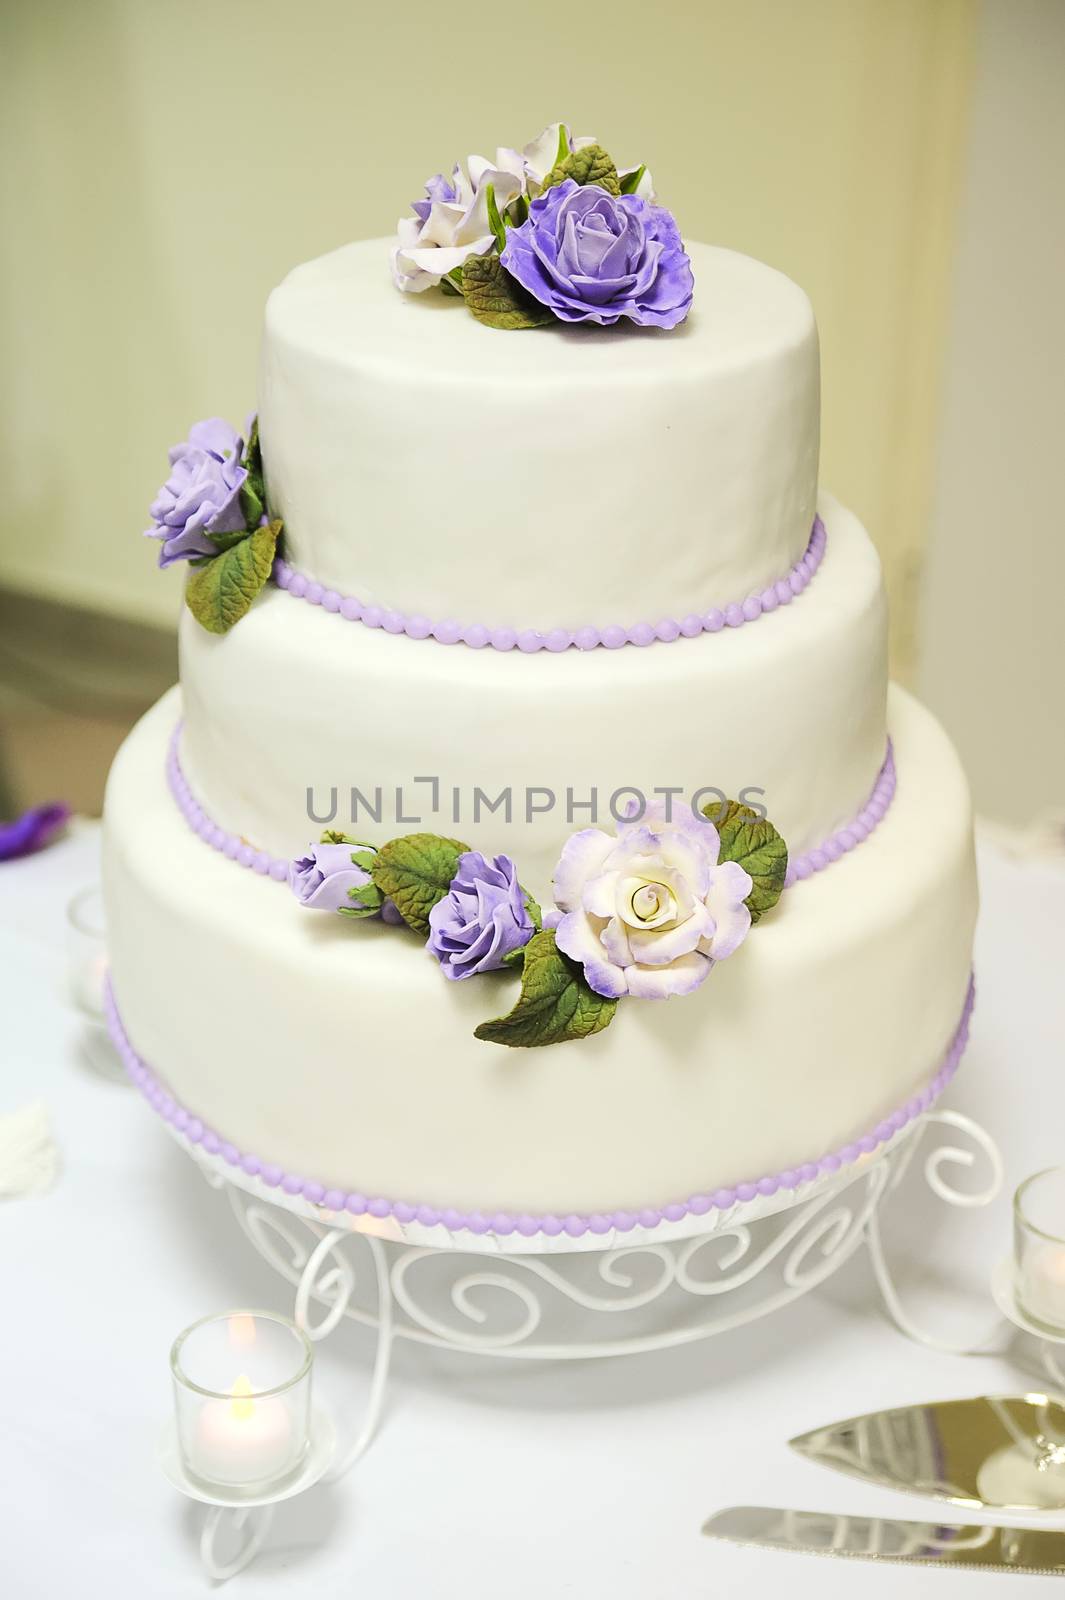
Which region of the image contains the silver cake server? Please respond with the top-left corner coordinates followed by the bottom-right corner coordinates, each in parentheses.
top-left (704, 1506), bottom-right (1065, 1575)
top-left (789, 1393), bottom-right (1065, 1512)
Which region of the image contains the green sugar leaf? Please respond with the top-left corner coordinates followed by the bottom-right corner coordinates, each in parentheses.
top-left (484, 183), bottom-right (508, 252)
top-left (474, 929), bottom-right (618, 1049)
top-left (369, 832), bottom-right (470, 935)
top-left (239, 479), bottom-right (264, 529)
top-left (462, 253), bottom-right (554, 331)
top-left (618, 164), bottom-right (646, 196)
top-left (201, 527), bottom-right (253, 555)
top-left (243, 415), bottom-right (265, 504)
top-left (554, 123), bottom-right (571, 169)
top-left (184, 520), bottom-right (281, 635)
top-left (704, 799), bottom-right (789, 924)
top-left (337, 879), bottom-right (385, 919)
top-left (522, 889), bottom-right (543, 931)
top-left (542, 143), bottom-right (620, 198)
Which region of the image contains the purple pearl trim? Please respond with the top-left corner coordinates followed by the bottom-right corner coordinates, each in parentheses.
top-left (783, 741), bottom-right (896, 888)
top-left (166, 724), bottom-right (897, 892)
top-left (104, 973), bottom-right (974, 1241)
top-left (271, 518), bottom-right (827, 653)
top-left (166, 728), bottom-right (290, 883)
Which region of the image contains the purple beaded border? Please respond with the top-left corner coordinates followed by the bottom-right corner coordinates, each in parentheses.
top-left (270, 517), bottom-right (826, 653)
top-left (165, 721), bottom-right (896, 892)
top-left (784, 740), bottom-right (895, 887)
top-left (104, 972), bottom-right (974, 1240)
top-left (166, 726), bottom-right (291, 882)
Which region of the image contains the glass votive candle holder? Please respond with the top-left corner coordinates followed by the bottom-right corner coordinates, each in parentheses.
top-left (65, 886), bottom-right (122, 1079)
top-left (171, 1311), bottom-right (313, 1495)
top-left (1014, 1169), bottom-right (1065, 1335)
top-left (66, 887), bottom-right (107, 1011)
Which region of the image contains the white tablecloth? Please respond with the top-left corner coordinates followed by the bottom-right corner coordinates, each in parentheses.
top-left (3, 823), bottom-right (1065, 1597)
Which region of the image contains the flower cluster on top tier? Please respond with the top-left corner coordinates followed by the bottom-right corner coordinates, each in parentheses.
top-left (289, 797), bottom-right (787, 1050)
top-left (392, 121), bottom-right (693, 332)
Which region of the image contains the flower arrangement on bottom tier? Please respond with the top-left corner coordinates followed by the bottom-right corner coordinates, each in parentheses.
top-left (290, 798), bottom-right (788, 1050)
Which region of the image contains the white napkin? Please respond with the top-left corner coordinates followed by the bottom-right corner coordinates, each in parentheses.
top-left (0, 1102), bottom-right (58, 1197)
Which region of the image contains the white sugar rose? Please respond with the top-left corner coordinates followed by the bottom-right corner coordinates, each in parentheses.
top-left (551, 802), bottom-right (753, 1000)
top-left (391, 158), bottom-right (523, 293)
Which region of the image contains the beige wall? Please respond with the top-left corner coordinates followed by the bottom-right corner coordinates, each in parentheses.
top-left (919, 0), bottom-right (1065, 824)
top-left (2, 0), bottom-right (973, 668)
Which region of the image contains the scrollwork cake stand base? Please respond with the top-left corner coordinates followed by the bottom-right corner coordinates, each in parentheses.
top-left (181, 1107), bottom-right (1002, 1579)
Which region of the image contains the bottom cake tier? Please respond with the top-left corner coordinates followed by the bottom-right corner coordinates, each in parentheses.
top-left (103, 684), bottom-right (976, 1221)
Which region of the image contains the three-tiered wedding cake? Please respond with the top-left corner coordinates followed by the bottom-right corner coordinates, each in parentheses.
top-left (103, 126), bottom-right (976, 1236)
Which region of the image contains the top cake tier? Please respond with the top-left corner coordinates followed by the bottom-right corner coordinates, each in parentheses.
top-left (259, 239), bottom-right (820, 634)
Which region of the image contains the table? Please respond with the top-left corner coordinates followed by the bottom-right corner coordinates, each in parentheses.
top-left (3, 822), bottom-right (1064, 1596)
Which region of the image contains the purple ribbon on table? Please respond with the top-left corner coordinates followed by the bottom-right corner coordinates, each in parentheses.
top-left (0, 803), bottom-right (70, 862)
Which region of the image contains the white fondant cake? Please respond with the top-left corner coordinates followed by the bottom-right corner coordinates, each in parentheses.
top-left (178, 491), bottom-right (885, 895)
top-left (259, 241), bottom-right (819, 631)
top-left (107, 684), bottom-right (973, 1215)
top-left (105, 215), bottom-right (976, 1226)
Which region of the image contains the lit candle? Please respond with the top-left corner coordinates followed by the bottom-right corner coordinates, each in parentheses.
top-left (1019, 1245), bottom-right (1065, 1334)
top-left (171, 1310), bottom-right (312, 1492)
top-left (73, 950), bottom-right (108, 1017)
top-left (193, 1372), bottom-right (294, 1488)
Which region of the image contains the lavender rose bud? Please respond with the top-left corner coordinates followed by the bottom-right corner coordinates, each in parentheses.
top-left (427, 851), bottom-right (535, 979)
top-left (145, 417), bottom-right (248, 568)
top-left (499, 180), bottom-right (693, 329)
top-left (289, 842), bottom-right (377, 913)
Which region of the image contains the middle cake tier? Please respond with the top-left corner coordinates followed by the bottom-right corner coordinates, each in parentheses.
top-left (179, 492), bottom-right (887, 898)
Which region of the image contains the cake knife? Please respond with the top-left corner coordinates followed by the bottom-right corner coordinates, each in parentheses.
top-left (703, 1506), bottom-right (1065, 1575)
top-left (788, 1394), bottom-right (1065, 1512)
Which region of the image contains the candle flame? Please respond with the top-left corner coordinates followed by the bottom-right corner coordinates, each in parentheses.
top-left (229, 1372), bottom-right (255, 1421)
top-left (228, 1313), bottom-right (257, 1349)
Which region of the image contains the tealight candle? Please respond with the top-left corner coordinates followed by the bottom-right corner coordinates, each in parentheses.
top-left (1014, 1169), bottom-right (1065, 1335)
top-left (194, 1371), bottom-right (294, 1487)
top-left (171, 1311), bottom-right (312, 1493)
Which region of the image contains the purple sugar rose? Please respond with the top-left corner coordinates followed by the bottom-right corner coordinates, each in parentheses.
top-left (499, 180), bottom-right (693, 329)
top-left (427, 851), bottom-right (535, 979)
top-left (145, 417), bottom-right (248, 568)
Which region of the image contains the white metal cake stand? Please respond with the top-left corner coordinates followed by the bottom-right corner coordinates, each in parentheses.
top-left (174, 1106), bottom-right (1003, 1578)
